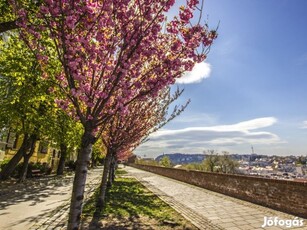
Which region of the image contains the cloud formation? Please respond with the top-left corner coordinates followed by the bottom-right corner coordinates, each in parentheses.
top-left (176, 62), bottom-right (211, 84)
top-left (151, 117), bottom-right (277, 137)
top-left (135, 117), bottom-right (282, 157)
top-left (301, 121), bottom-right (307, 129)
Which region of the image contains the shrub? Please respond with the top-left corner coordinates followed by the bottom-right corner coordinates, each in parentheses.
top-left (0, 161), bottom-right (52, 178)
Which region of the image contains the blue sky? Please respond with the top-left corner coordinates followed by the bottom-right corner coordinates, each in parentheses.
top-left (135, 0), bottom-right (307, 158)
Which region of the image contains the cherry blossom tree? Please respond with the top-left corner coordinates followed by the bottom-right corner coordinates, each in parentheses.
top-left (13, 0), bottom-right (216, 228)
top-left (92, 87), bottom-right (189, 219)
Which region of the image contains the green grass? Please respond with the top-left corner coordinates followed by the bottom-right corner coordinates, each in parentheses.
top-left (84, 177), bottom-right (174, 221)
top-left (83, 170), bottom-right (195, 229)
top-left (115, 169), bottom-right (128, 175)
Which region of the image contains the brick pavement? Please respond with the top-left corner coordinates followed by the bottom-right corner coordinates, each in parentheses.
top-left (125, 166), bottom-right (307, 230)
top-left (29, 168), bottom-right (102, 230)
top-left (0, 167), bottom-right (103, 230)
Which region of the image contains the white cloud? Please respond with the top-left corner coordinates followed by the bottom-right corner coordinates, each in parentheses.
top-left (173, 112), bottom-right (218, 125)
top-left (301, 121), bottom-right (307, 129)
top-left (176, 62), bottom-right (211, 84)
top-left (151, 117), bottom-right (277, 137)
top-left (134, 117), bottom-right (283, 157)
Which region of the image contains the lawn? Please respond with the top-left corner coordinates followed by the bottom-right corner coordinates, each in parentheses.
top-left (82, 170), bottom-right (196, 229)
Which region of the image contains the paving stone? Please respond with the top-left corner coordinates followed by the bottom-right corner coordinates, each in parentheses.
top-left (220, 222), bottom-right (238, 228)
top-left (226, 227), bottom-right (242, 230)
top-left (220, 218), bottom-right (236, 223)
top-left (25, 168), bottom-right (103, 230)
top-left (125, 166), bottom-right (307, 230)
top-left (237, 224), bottom-right (255, 230)
top-left (7, 166), bottom-right (305, 230)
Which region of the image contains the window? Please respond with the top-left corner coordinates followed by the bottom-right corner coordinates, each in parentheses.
top-left (39, 142), bottom-right (48, 154)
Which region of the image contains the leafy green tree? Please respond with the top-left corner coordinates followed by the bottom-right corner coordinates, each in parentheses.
top-left (0, 0), bottom-right (42, 34)
top-left (202, 150), bottom-right (238, 173)
top-left (0, 0), bottom-right (18, 33)
top-left (0, 34), bottom-right (56, 181)
top-left (203, 150), bottom-right (220, 172)
top-left (160, 156), bottom-right (172, 167)
top-left (183, 163), bottom-right (206, 171)
top-left (218, 152), bottom-right (239, 174)
top-left (91, 138), bottom-right (106, 167)
top-left (44, 110), bottom-right (83, 175)
top-left (136, 158), bottom-right (159, 166)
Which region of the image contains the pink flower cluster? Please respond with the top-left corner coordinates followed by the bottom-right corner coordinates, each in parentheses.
top-left (102, 89), bottom-right (172, 154)
top-left (15, 0), bottom-right (217, 127)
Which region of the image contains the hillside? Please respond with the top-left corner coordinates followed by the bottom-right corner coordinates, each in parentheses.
top-left (155, 153), bottom-right (205, 164)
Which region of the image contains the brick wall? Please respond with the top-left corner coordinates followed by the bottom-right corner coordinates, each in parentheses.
top-left (130, 164), bottom-right (307, 218)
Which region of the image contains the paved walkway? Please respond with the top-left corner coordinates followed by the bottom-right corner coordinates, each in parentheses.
top-left (0, 167), bottom-right (103, 230)
top-left (125, 166), bottom-right (307, 230)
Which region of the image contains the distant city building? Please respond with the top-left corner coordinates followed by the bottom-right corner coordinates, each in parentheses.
top-left (152, 152), bottom-right (307, 181)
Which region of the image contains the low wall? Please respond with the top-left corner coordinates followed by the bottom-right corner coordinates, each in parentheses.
top-left (130, 164), bottom-right (307, 218)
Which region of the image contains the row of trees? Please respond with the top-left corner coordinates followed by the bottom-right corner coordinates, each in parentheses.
top-left (0, 0), bottom-right (217, 229)
top-left (0, 33), bottom-right (84, 181)
top-left (183, 151), bottom-right (239, 173)
top-left (135, 155), bottom-right (172, 167)
top-left (137, 151), bottom-right (238, 173)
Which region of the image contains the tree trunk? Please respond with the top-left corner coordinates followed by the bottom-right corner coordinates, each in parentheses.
top-left (57, 143), bottom-right (68, 175)
top-left (107, 154), bottom-right (116, 188)
top-left (19, 153), bottom-right (31, 183)
top-left (94, 150), bottom-right (112, 217)
top-left (67, 129), bottom-right (95, 230)
top-left (0, 133), bottom-right (31, 180)
top-left (91, 153), bottom-right (98, 168)
top-left (19, 135), bottom-right (37, 182)
top-left (107, 156), bottom-right (113, 188)
top-left (112, 159), bottom-right (117, 183)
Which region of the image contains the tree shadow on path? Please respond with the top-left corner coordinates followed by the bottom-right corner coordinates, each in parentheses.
top-left (0, 175), bottom-right (73, 210)
top-left (84, 178), bottom-right (189, 230)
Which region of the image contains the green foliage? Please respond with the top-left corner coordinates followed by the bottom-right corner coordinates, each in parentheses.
top-left (0, 159), bottom-right (10, 171)
top-left (0, 0), bottom-right (14, 21)
top-left (29, 162), bottom-right (52, 175)
top-left (159, 155), bottom-right (172, 168)
top-left (182, 151), bottom-right (239, 174)
top-left (115, 169), bottom-right (128, 175)
top-left (91, 138), bottom-right (106, 166)
top-left (0, 34), bottom-right (56, 137)
top-left (296, 156), bottom-right (307, 166)
top-left (0, 0), bottom-right (41, 21)
top-left (0, 160), bottom-right (21, 178)
top-left (0, 32), bottom-right (80, 161)
top-left (216, 153), bottom-right (239, 173)
top-left (0, 161), bottom-right (51, 178)
top-left (202, 152), bottom-right (220, 172)
top-left (135, 158), bottom-right (159, 166)
top-left (183, 163), bottom-right (206, 171)
top-left (46, 111), bottom-right (83, 160)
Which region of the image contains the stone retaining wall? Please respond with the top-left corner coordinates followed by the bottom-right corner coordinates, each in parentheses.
top-left (130, 164), bottom-right (307, 218)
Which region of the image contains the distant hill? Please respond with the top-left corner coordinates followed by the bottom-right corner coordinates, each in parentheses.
top-left (155, 153), bottom-right (266, 165)
top-left (155, 153), bottom-right (205, 164)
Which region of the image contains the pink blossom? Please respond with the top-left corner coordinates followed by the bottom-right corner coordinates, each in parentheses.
top-left (16, 0), bottom-right (216, 130)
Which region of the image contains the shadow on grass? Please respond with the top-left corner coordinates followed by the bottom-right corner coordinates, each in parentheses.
top-left (84, 177), bottom-right (178, 229)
